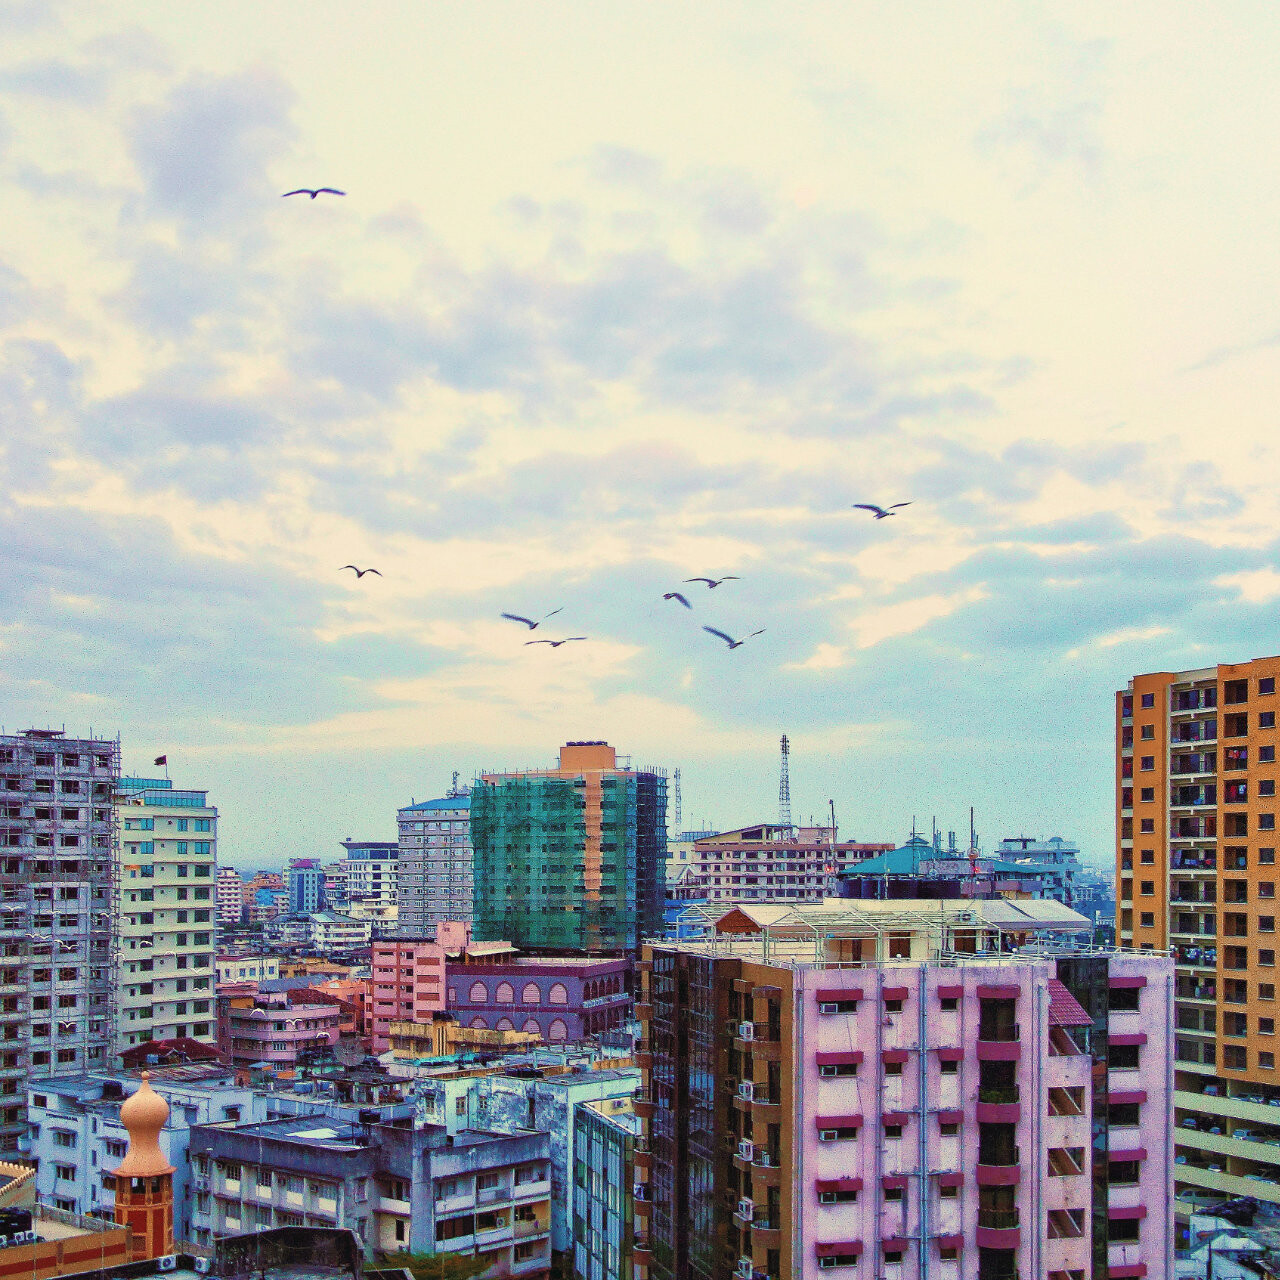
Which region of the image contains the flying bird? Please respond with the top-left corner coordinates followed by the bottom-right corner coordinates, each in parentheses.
top-left (852, 502), bottom-right (911, 519)
top-left (340, 565), bottom-right (381, 578)
top-left (703, 626), bottom-right (766, 650)
top-left (282, 188), bottom-right (346, 199)
top-left (501, 608), bottom-right (563, 630)
top-left (683, 576), bottom-right (740, 589)
top-left (663, 592), bottom-right (692, 609)
top-left (525, 637), bottom-right (587, 648)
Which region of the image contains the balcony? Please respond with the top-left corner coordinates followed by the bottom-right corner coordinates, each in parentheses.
top-left (633, 1240), bottom-right (654, 1266)
top-left (633, 1093), bottom-right (656, 1120)
top-left (977, 1040), bottom-right (1021, 1063)
top-left (634, 1147), bottom-right (652, 1172)
top-left (977, 1164), bottom-right (1021, 1186)
top-left (750, 1217), bottom-right (782, 1249)
top-left (976, 1208), bottom-right (1021, 1249)
top-left (513, 1217), bottom-right (549, 1239)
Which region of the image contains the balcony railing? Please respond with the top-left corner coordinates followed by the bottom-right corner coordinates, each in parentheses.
top-left (977, 1208), bottom-right (1020, 1230)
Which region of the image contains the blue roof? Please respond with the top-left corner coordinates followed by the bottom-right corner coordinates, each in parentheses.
top-left (402, 794), bottom-right (471, 812)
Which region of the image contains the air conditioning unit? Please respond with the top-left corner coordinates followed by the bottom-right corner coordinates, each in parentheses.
top-left (194, 1259), bottom-right (211, 1275)
top-left (737, 1022), bottom-right (755, 1041)
top-left (737, 1140), bottom-right (754, 1161)
top-left (157, 1258), bottom-right (178, 1272)
top-left (736, 1197), bottom-right (754, 1221)
top-left (737, 1081), bottom-right (755, 1101)
top-left (736, 1258), bottom-right (755, 1280)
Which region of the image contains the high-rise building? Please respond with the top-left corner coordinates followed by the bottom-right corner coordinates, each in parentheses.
top-left (286, 859), bottom-right (324, 915)
top-left (397, 792), bottom-right (474, 931)
top-left (0, 729), bottom-right (119, 1156)
top-left (636, 899), bottom-right (1174, 1280)
top-left (1117, 658), bottom-right (1280, 1215)
top-left (340, 840), bottom-right (398, 912)
top-left (471, 742), bottom-right (667, 953)
top-left (114, 777), bottom-right (217, 1051)
top-left (215, 867), bottom-right (243, 926)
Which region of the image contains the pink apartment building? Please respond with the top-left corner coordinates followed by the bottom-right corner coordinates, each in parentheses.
top-left (221, 987), bottom-right (343, 1070)
top-left (637, 899), bottom-right (1174, 1280)
top-left (368, 929), bottom-right (461, 1051)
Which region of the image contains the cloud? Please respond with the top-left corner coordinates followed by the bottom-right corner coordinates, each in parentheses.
top-left (128, 68), bottom-right (296, 226)
top-left (0, 59), bottom-right (108, 102)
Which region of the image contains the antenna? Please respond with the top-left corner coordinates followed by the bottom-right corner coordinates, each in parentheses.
top-left (968, 806), bottom-right (979, 892)
top-left (778, 736), bottom-right (792, 831)
top-left (672, 768), bottom-right (682, 833)
top-left (450, 771), bottom-right (460, 797)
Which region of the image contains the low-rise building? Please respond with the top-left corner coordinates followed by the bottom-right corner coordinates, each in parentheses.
top-left (189, 1114), bottom-right (552, 1275)
top-left (308, 911), bottom-right (372, 953)
top-left (220, 988), bottom-right (343, 1072)
top-left (27, 1069), bottom-right (260, 1241)
top-left (215, 955), bottom-right (280, 985)
top-left (447, 955), bottom-right (632, 1043)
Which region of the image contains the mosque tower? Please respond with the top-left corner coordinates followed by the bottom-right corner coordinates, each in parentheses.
top-left (110, 1072), bottom-right (175, 1261)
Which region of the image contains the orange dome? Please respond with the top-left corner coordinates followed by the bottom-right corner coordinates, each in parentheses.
top-left (111, 1073), bottom-right (175, 1178)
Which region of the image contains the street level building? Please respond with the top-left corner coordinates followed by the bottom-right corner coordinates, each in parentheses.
top-left (1117, 658), bottom-right (1280, 1216)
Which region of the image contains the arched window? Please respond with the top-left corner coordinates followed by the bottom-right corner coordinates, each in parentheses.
top-left (469, 1016), bottom-right (488, 1029)
top-left (522, 982), bottom-right (541, 1004)
top-left (496, 1017), bottom-right (514, 1031)
top-left (496, 982), bottom-right (514, 1004)
top-left (522, 1018), bottom-right (541, 1035)
top-left (468, 981), bottom-right (487, 1004)
top-left (548, 1018), bottom-right (568, 1042)
top-left (549, 982), bottom-right (569, 1006)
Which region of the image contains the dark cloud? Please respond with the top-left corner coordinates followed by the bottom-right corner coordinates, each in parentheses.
top-left (129, 68), bottom-right (296, 227)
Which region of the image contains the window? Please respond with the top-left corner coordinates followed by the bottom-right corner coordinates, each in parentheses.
top-left (940, 1060), bottom-right (958, 1075)
top-left (1264, 815), bottom-right (1278, 832)
top-left (1140, 881), bottom-right (1154, 896)
top-left (1264, 747), bottom-right (1277, 763)
top-left (1264, 781), bottom-right (1277, 798)
top-left (1263, 918), bottom-right (1276, 933)
top-left (1262, 984), bottom-right (1276, 1001)
top-left (1264, 951), bottom-right (1277, 967)
top-left (1140, 849), bottom-right (1154, 864)
top-left (1139, 912), bottom-right (1154, 928)
top-left (1261, 1018), bottom-right (1276, 1035)
top-left (1109, 1044), bottom-right (1140, 1070)
top-left (1140, 725), bottom-right (1154, 740)
top-left (1263, 712), bottom-right (1277, 729)
top-left (939, 996), bottom-right (958, 1011)
top-left (1139, 756), bottom-right (1154, 771)
top-left (1108, 1219), bottom-right (1141, 1243)
top-left (1139, 818), bottom-right (1154, 833)
top-left (1111, 987), bottom-right (1140, 1012)
top-left (1140, 788), bottom-right (1154, 802)
top-left (1262, 1052), bottom-right (1276, 1069)
top-left (1225, 1045), bottom-right (1248, 1070)
top-left (1263, 677), bottom-right (1276, 695)
top-left (1141, 692), bottom-right (1155, 708)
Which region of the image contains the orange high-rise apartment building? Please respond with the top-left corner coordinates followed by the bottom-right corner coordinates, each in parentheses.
top-left (1116, 656), bottom-right (1280, 1216)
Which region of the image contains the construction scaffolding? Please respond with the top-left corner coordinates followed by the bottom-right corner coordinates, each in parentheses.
top-left (0, 729), bottom-right (119, 1157)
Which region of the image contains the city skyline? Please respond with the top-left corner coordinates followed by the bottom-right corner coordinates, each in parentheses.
top-left (5, 5), bottom-right (1279, 877)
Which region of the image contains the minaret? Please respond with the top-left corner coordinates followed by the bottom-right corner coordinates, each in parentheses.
top-left (110, 1072), bottom-right (175, 1261)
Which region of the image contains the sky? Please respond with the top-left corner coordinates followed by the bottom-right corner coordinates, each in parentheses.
top-left (3, 2), bottom-right (1280, 870)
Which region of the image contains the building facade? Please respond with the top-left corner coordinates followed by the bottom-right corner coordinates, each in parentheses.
top-left (115, 777), bottom-right (217, 1053)
top-left (307, 911), bottom-right (372, 952)
top-left (686, 825), bottom-right (894, 904)
top-left (215, 954), bottom-right (280, 985)
top-left (340, 841), bottom-right (398, 914)
top-left (397, 793), bottom-right (474, 932)
top-left (189, 1113), bottom-right (552, 1275)
top-left (471, 742), bottom-right (667, 953)
top-left (219, 987), bottom-right (343, 1070)
top-left (215, 868), bottom-right (243, 926)
top-left (287, 861), bottom-right (325, 916)
top-left (573, 1096), bottom-right (641, 1280)
top-left (637, 900), bottom-right (1174, 1280)
top-left (368, 937), bottom-right (447, 1053)
top-left (28, 1070), bottom-right (260, 1242)
top-left (1117, 658), bottom-right (1280, 1215)
top-left (992, 836), bottom-right (1083, 908)
top-left (0, 729), bottom-right (120, 1156)
top-left (447, 956), bottom-right (631, 1043)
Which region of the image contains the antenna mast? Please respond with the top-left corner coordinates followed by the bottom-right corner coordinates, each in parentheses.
top-left (450, 770), bottom-right (460, 797)
top-left (778, 735), bottom-right (792, 832)
top-left (968, 806), bottom-right (979, 893)
top-left (672, 768), bottom-right (682, 833)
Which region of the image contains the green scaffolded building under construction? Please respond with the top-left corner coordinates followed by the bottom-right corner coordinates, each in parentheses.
top-left (471, 741), bottom-right (667, 953)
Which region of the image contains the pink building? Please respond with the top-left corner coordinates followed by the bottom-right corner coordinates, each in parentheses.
top-left (221, 987), bottom-right (342, 1070)
top-left (636, 899), bottom-right (1174, 1280)
top-left (368, 935), bottom-right (448, 1052)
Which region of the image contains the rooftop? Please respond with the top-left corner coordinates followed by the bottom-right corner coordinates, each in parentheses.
top-left (400, 794), bottom-right (472, 812)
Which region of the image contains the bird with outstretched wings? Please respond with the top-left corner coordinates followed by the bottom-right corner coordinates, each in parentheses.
top-left (703, 626), bottom-right (765, 651)
top-left (501, 608), bottom-right (563, 630)
top-left (283, 188), bottom-right (346, 199)
top-left (340, 565), bottom-right (381, 578)
top-left (852, 502), bottom-right (911, 520)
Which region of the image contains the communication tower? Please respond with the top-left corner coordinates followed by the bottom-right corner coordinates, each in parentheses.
top-left (778, 736), bottom-right (792, 831)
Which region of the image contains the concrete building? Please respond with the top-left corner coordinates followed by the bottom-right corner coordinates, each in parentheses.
top-left (323, 859), bottom-right (350, 910)
top-left (993, 836), bottom-right (1084, 908)
top-left (189, 1112), bottom-right (552, 1274)
top-left (638, 898), bottom-right (1174, 1280)
top-left (115, 777), bottom-right (217, 1053)
top-left (215, 867), bottom-right (243, 926)
top-left (397, 793), bottom-right (474, 932)
top-left (307, 911), bottom-right (372, 953)
top-left (368, 936), bottom-right (448, 1053)
top-left (448, 955), bottom-right (632, 1043)
top-left (215, 954), bottom-right (280, 985)
top-left (0, 729), bottom-right (120, 1156)
top-left (220, 987), bottom-right (343, 1071)
top-left (686, 825), bottom-right (894, 904)
top-left (28, 1069), bottom-right (259, 1243)
top-left (340, 841), bottom-right (398, 915)
top-left (287, 860), bottom-right (325, 916)
top-left (472, 742), bottom-right (667, 953)
top-left (572, 1095), bottom-right (641, 1280)
top-left (1117, 658), bottom-right (1280, 1217)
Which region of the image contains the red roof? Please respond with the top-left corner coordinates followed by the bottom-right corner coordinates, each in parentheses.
top-left (1047, 979), bottom-right (1093, 1027)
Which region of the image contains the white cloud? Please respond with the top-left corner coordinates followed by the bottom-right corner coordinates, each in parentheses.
top-left (849, 587), bottom-right (988, 650)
